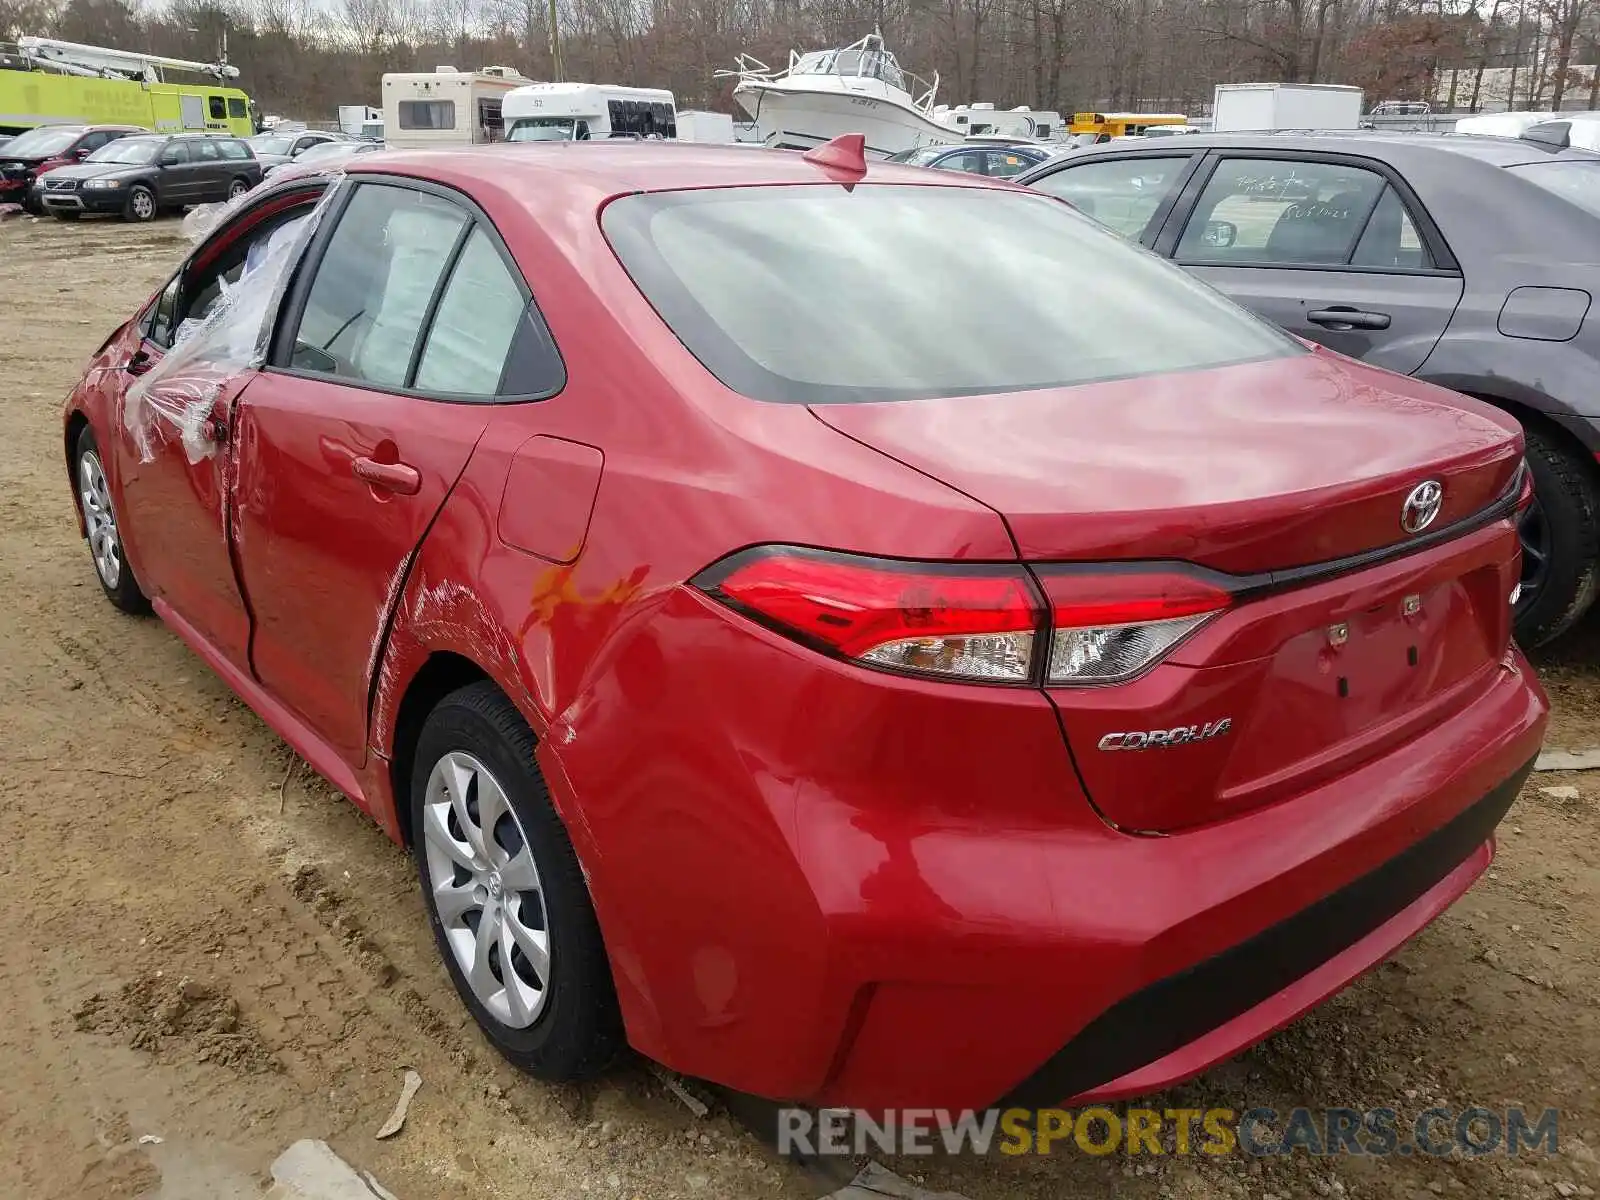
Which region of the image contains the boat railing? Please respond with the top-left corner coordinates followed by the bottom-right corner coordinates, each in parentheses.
top-left (716, 34), bottom-right (941, 114)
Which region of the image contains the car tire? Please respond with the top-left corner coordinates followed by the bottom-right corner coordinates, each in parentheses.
top-left (73, 426), bottom-right (150, 615)
top-left (124, 184), bottom-right (156, 222)
top-left (227, 177), bottom-right (251, 200)
top-left (410, 681), bottom-right (623, 1080)
top-left (1515, 426), bottom-right (1600, 647)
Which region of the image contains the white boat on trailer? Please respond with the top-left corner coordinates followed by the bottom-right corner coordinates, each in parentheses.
top-left (717, 32), bottom-right (959, 159)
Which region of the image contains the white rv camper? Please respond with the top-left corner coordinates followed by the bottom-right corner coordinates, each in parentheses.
top-left (381, 66), bottom-right (534, 149)
top-left (502, 82), bottom-right (678, 142)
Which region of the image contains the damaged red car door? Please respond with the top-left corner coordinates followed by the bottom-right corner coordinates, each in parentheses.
top-left (230, 180), bottom-right (531, 759)
top-left (110, 196), bottom-right (322, 674)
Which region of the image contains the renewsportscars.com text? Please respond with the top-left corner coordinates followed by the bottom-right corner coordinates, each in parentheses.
top-left (777, 1106), bottom-right (1561, 1158)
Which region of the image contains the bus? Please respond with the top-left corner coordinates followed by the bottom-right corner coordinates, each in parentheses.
top-left (0, 36), bottom-right (254, 137)
top-left (502, 83), bottom-right (678, 142)
top-left (381, 66), bottom-right (534, 150)
top-left (1068, 111), bottom-right (1190, 143)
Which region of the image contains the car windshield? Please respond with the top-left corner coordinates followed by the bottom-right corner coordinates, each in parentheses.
top-left (604, 184), bottom-right (1301, 404)
top-left (88, 138), bottom-right (160, 164)
top-left (249, 134), bottom-right (297, 156)
top-left (886, 146), bottom-right (950, 166)
top-left (506, 117), bottom-right (578, 142)
top-left (1509, 160), bottom-right (1600, 220)
top-left (5, 126), bottom-right (82, 157)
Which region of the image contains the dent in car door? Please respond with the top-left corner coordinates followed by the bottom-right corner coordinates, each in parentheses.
top-left (233, 181), bottom-right (535, 759)
top-left (1166, 154), bottom-right (1463, 376)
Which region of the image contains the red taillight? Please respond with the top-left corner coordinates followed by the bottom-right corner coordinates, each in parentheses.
top-left (697, 548), bottom-right (1042, 683)
top-left (695, 548), bottom-right (1234, 686)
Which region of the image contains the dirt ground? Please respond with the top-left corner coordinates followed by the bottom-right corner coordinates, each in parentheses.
top-left (2, 211), bottom-right (1599, 1200)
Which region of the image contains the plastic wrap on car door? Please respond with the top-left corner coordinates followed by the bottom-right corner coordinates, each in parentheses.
top-left (122, 183), bottom-right (338, 465)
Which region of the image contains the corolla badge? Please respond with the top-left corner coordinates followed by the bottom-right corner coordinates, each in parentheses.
top-left (1098, 719), bottom-right (1232, 751)
top-left (1401, 480), bottom-right (1444, 534)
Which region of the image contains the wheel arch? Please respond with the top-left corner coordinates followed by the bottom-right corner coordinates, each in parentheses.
top-left (65, 409), bottom-right (90, 536)
top-left (1456, 387), bottom-right (1600, 484)
top-left (387, 650), bottom-right (495, 849)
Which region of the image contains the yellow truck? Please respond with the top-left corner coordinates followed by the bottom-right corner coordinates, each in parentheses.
top-left (0, 36), bottom-right (254, 137)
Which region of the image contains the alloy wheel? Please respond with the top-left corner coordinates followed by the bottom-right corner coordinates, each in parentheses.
top-left (229, 180), bottom-right (249, 199)
top-left (79, 450), bottom-right (121, 589)
top-left (131, 190), bottom-right (154, 220)
top-left (421, 751), bottom-right (551, 1028)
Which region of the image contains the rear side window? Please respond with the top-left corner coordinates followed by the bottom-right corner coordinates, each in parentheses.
top-left (399, 100), bottom-right (455, 130)
top-left (414, 228), bottom-right (526, 394)
top-left (1509, 160), bottom-right (1600, 220)
top-left (1176, 158), bottom-right (1388, 265)
top-left (218, 139), bottom-right (250, 160)
top-left (603, 184), bottom-right (1299, 405)
top-left (195, 138), bottom-right (221, 161)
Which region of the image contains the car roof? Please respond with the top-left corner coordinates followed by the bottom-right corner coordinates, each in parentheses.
top-left (351, 141), bottom-right (1018, 201)
top-left (85, 124), bottom-right (146, 133)
top-left (1056, 128), bottom-right (1600, 168)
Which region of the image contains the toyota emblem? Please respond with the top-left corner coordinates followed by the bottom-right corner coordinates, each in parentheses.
top-left (1401, 480), bottom-right (1444, 534)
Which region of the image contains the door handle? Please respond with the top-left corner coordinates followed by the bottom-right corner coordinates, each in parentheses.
top-left (353, 456), bottom-right (421, 495)
top-left (1307, 307), bottom-right (1392, 331)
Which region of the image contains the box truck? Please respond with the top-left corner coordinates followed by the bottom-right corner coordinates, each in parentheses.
top-left (1211, 83), bottom-right (1363, 132)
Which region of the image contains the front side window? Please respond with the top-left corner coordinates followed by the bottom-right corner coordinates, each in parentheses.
top-left (287, 184), bottom-right (467, 386)
top-left (414, 228), bottom-right (527, 394)
top-left (160, 141), bottom-right (190, 166)
top-left (228, 97), bottom-right (248, 119)
top-left (1028, 155), bottom-right (1191, 240)
top-left (603, 184), bottom-right (1299, 405)
top-left (1176, 157), bottom-right (1388, 266)
top-left (209, 95), bottom-right (227, 120)
top-left (398, 100), bottom-right (456, 130)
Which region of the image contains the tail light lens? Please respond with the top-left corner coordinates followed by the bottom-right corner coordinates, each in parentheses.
top-left (695, 548), bottom-right (1231, 687)
top-left (696, 548), bottom-right (1040, 682)
top-left (1037, 569), bottom-right (1231, 684)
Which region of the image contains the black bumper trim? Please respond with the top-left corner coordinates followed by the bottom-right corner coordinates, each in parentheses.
top-left (1004, 758), bottom-right (1533, 1107)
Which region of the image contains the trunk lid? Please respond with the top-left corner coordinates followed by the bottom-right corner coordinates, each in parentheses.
top-left (812, 349), bottom-right (1525, 832)
top-left (809, 349), bottom-right (1521, 574)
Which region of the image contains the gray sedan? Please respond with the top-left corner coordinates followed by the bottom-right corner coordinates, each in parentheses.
top-left (1017, 131), bottom-right (1600, 646)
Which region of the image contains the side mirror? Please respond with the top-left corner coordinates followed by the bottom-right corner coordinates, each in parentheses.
top-left (72, 147), bottom-right (89, 160)
top-left (1202, 219), bottom-right (1237, 249)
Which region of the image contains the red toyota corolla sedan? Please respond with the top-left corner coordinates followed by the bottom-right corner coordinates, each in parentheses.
top-left (61, 138), bottom-right (1547, 1113)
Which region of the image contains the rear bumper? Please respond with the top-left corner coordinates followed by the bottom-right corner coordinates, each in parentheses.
top-left (556, 586), bottom-right (1548, 1112)
top-left (1006, 756), bottom-right (1527, 1107)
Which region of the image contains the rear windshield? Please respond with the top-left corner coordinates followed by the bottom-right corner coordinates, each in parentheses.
top-left (602, 184), bottom-right (1300, 404)
top-left (886, 146), bottom-right (951, 166)
top-left (1508, 159), bottom-right (1600, 220)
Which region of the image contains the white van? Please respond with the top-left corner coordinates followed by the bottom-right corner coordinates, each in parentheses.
top-left (502, 82), bottom-right (678, 142)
